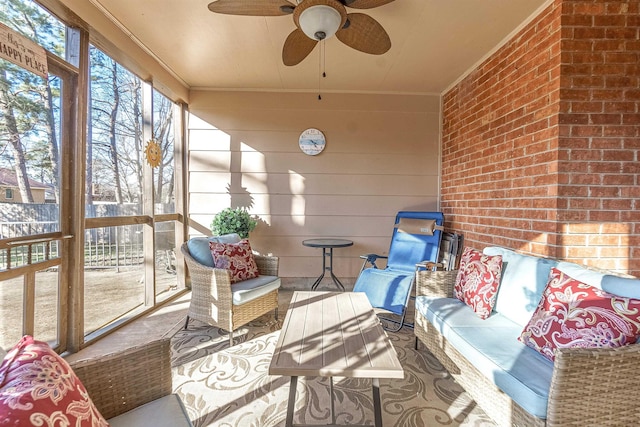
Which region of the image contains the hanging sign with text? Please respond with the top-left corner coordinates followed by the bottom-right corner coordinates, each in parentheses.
top-left (0, 22), bottom-right (48, 79)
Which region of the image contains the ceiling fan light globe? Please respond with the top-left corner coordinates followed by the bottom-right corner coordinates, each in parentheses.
top-left (299, 5), bottom-right (342, 41)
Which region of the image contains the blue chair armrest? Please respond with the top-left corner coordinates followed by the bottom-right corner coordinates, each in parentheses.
top-left (359, 253), bottom-right (388, 270)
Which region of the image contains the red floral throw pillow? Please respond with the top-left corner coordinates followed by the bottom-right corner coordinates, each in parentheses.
top-left (209, 239), bottom-right (259, 283)
top-left (519, 267), bottom-right (640, 361)
top-left (0, 335), bottom-right (108, 426)
top-left (454, 247), bottom-right (503, 319)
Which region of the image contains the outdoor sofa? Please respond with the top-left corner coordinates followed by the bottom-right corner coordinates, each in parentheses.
top-left (414, 246), bottom-right (640, 426)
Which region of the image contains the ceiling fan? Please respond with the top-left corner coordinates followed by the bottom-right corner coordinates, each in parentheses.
top-left (207, 0), bottom-right (395, 66)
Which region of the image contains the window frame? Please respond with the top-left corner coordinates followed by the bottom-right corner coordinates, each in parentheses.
top-left (0, 0), bottom-right (189, 354)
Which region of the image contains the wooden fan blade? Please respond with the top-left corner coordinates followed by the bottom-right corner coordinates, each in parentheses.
top-left (208, 0), bottom-right (295, 16)
top-left (283, 29), bottom-right (318, 66)
top-left (336, 13), bottom-right (391, 55)
top-left (344, 0), bottom-right (395, 9)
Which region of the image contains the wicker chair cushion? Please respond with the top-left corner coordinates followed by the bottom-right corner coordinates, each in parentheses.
top-left (108, 394), bottom-right (192, 427)
top-left (415, 296), bottom-right (553, 418)
top-left (231, 276), bottom-right (281, 305)
top-left (454, 247), bottom-right (503, 319)
top-left (519, 267), bottom-right (640, 362)
top-left (483, 246), bottom-right (558, 327)
top-left (186, 233), bottom-right (241, 267)
top-left (0, 335), bottom-right (109, 426)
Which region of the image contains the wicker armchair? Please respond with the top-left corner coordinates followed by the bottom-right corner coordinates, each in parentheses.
top-left (414, 269), bottom-right (640, 426)
top-left (181, 242), bottom-right (280, 346)
top-left (68, 338), bottom-right (191, 425)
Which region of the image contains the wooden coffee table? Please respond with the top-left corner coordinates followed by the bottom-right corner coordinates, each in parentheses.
top-left (269, 291), bottom-right (404, 427)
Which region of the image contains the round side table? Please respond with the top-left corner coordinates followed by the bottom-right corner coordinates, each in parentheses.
top-left (302, 238), bottom-right (354, 291)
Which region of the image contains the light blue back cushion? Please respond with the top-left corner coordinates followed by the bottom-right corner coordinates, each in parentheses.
top-left (556, 261), bottom-right (640, 299)
top-left (483, 247), bottom-right (558, 327)
top-left (186, 233), bottom-right (242, 267)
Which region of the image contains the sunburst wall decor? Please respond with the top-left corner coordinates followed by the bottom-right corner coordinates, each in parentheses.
top-left (145, 139), bottom-right (162, 168)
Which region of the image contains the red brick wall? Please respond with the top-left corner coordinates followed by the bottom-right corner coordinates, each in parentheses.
top-left (441, 2), bottom-right (563, 256)
top-left (557, 0), bottom-right (640, 273)
top-left (441, 0), bottom-right (640, 276)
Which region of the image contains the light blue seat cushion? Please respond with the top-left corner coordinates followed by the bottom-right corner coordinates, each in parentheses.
top-left (483, 246), bottom-right (558, 327)
top-left (416, 297), bottom-right (513, 336)
top-left (232, 276), bottom-right (280, 305)
top-left (416, 296), bottom-right (553, 419)
top-left (353, 268), bottom-right (414, 315)
top-left (186, 233), bottom-right (241, 267)
top-left (108, 394), bottom-right (192, 427)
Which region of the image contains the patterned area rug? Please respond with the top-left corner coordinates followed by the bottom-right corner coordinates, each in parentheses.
top-left (171, 303), bottom-right (496, 426)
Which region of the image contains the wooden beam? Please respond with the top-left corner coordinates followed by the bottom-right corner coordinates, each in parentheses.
top-left (85, 215), bottom-right (152, 229)
top-left (174, 102), bottom-right (188, 287)
top-left (0, 258), bottom-right (61, 282)
top-left (0, 232), bottom-right (63, 249)
top-left (66, 27), bottom-right (89, 354)
top-left (154, 213), bottom-right (181, 223)
top-left (22, 272), bottom-right (36, 337)
top-left (142, 81), bottom-right (155, 307)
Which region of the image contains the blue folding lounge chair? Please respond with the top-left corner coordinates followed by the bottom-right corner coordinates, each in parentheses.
top-left (353, 211), bottom-right (444, 331)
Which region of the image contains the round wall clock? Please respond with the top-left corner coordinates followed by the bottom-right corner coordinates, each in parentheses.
top-left (299, 128), bottom-right (326, 156)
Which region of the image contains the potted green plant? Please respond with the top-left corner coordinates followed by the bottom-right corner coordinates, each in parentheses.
top-left (210, 207), bottom-right (257, 239)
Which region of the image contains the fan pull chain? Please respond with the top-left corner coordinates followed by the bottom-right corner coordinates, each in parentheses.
top-left (318, 40), bottom-right (326, 101)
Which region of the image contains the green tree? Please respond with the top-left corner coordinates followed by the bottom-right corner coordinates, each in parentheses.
top-left (0, 65), bottom-right (34, 202)
top-left (88, 47), bottom-right (175, 207)
top-left (0, 0), bottom-right (65, 203)
top-left (89, 46), bottom-right (143, 204)
top-left (153, 90), bottom-right (175, 205)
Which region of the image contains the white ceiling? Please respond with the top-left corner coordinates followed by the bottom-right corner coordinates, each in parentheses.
top-left (88, 0), bottom-right (549, 95)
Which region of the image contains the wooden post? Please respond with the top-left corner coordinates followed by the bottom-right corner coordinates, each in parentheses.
top-left (142, 81), bottom-right (156, 307)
